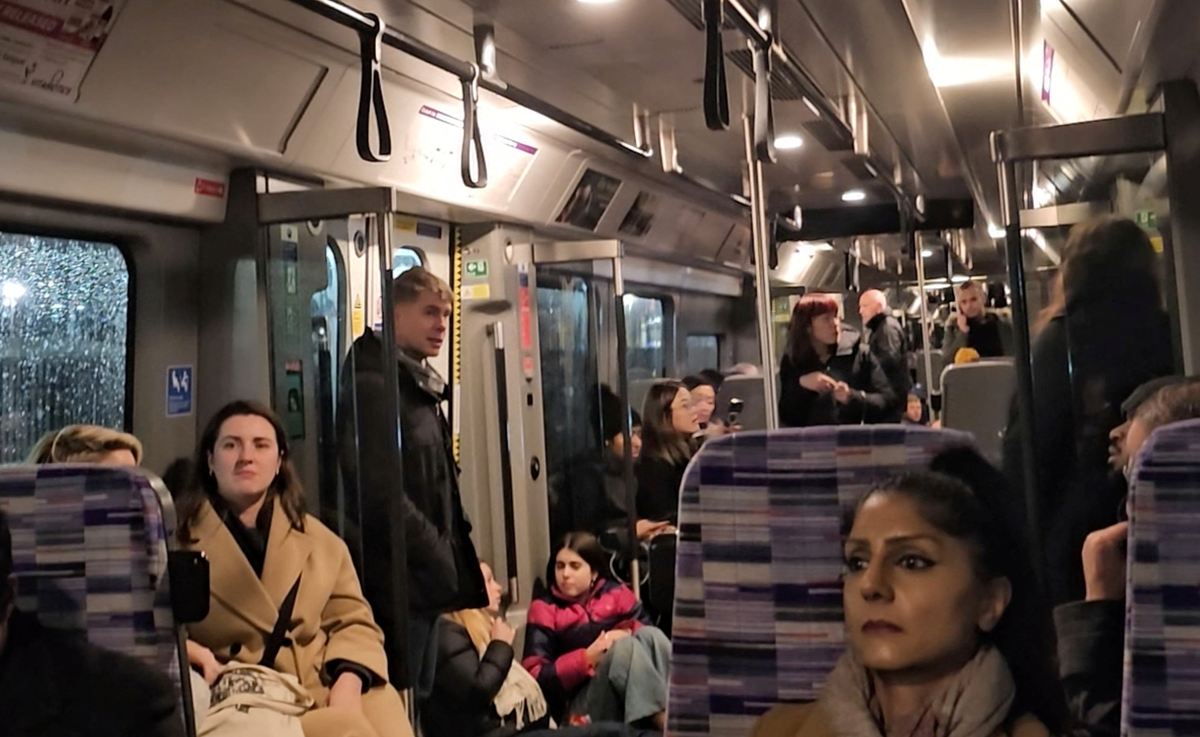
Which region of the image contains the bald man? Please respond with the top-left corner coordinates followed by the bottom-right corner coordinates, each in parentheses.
top-left (858, 289), bottom-right (910, 421)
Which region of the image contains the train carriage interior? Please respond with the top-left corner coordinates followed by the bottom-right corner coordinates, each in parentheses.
top-left (3, 0), bottom-right (1200, 734)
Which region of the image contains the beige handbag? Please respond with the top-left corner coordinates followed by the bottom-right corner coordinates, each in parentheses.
top-left (198, 663), bottom-right (314, 737)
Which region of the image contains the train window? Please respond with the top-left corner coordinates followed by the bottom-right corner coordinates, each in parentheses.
top-left (393, 247), bottom-right (424, 275)
top-left (623, 294), bottom-right (665, 380)
top-left (0, 232), bottom-right (130, 462)
top-left (685, 334), bottom-right (720, 375)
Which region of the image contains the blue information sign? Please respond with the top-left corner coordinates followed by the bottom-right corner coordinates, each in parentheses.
top-left (166, 365), bottom-right (193, 417)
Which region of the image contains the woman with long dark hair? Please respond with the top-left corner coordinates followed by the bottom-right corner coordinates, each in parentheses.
top-left (635, 380), bottom-right (698, 526)
top-left (178, 400), bottom-right (411, 737)
top-left (779, 293), bottom-right (894, 427)
top-left (1003, 216), bottom-right (1174, 604)
top-left (754, 447), bottom-right (1070, 737)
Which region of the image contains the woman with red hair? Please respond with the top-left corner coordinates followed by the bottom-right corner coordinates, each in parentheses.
top-left (778, 293), bottom-right (894, 427)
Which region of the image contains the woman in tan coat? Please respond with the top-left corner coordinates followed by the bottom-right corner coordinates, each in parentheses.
top-left (179, 400), bottom-right (411, 737)
top-left (754, 448), bottom-right (1072, 737)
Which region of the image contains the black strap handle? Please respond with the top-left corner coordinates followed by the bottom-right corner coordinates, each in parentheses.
top-left (460, 66), bottom-right (488, 188)
top-left (752, 42), bottom-right (776, 163)
top-left (260, 576), bottom-right (302, 668)
top-left (355, 13), bottom-right (392, 163)
top-left (702, 0), bottom-right (730, 131)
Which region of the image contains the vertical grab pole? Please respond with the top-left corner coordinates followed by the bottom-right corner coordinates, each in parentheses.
top-left (910, 224), bottom-right (935, 416)
top-left (612, 253), bottom-right (641, 599)
top-left (744, 115), bottom-right (779, 428)
top-left (372, 212), bottom-right (415, 725)
top-left (998, 158), bottom-right (1043, 578)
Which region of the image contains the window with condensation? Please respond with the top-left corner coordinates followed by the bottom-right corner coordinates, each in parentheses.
top-left (685, 335), bottom-right (720, 375)
top-left (623, 294), bottom-right (665, 380)
top-left (0, 232), bottom-right (131, 462)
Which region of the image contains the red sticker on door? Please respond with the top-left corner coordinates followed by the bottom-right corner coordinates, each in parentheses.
top-left (194, 178), bottom-right (227, 197)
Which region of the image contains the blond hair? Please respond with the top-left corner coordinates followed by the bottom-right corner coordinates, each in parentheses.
top-left (392, 266), bottom-right (452, 305)
top-left (27, 425), bottom-right (143, 465)
top-left (444, 607), bottom-right (494, 654)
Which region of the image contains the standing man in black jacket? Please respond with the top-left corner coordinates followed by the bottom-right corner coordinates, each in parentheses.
top-left (339, 266), bottom-right (487, 698)
top-left (858, 289), bottom-right (910, 422)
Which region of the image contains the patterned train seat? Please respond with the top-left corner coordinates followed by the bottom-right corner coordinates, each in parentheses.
top-left (667, 426), bottom-right (975, 737)
top-left (0, 465), bottom-right (193, 735)
top-left (1124, 418), bottom-right (1200, 736)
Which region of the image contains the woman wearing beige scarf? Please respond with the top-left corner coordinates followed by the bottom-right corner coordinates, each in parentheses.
top-left (754, 448), bottom-right (1073, 737)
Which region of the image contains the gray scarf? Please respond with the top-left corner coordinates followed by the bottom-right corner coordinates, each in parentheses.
top-left (819, 645), bottom-right (1016, 737)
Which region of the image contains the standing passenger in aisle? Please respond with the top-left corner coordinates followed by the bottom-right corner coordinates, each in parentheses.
top-left (858, 289), bottom-right (910, 422)
top-left (941, 281), bottom-right (1013, 361)
top-left (339, 267), bottom-right (487, 696)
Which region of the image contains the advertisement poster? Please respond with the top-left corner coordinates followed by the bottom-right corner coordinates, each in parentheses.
top-left (556, 168), bottom-right (621, 231)
top-left (0, 0), bottom-right (126, 101)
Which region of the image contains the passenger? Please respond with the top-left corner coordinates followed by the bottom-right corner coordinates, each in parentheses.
top-left (636, 380), bottom-right (698, 526)
top-left (523, 533), bottom-right (671, 729)
top-left (179, 400), bottom-right (412, 737)
top-left (1055, 379), bottom-right (1200, 737)
top-left (754, 447), bottom-right (1069, 737)
top-left (778, 293), bottom-right (894, 428)
top-left (0, 507), bottom-right (184, 736)
top-left (26, 423), bottom-right (143, 466)
top-left (424, 560), bottom-right (550, 735)
top-left (904, 384), bottom-right (930, 426)
top-left (858, 289), bottom-right (911, 421)
top-left (699, 368), bottom-right (725, 392)
top-left (941, 280), bottom-right (1013, 360)
top-left (953, 346), bottom-right (982, 364)
top-left (595, 386), bottom-right (670, 548)
top-left (683, 374), bottom-right (729, 439)
top-left (1003, 217), bottom-right (1174, 605)
top-left (1106, 375), bottom-right (1191, 475)
top-left (339, 266), bottom-right (487, 694)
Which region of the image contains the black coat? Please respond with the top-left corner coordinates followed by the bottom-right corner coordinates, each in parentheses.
top-left (778, 333), bottom-right (895, 427)
top-left (1003, 305), bottom-right (1173, 604)
top-left (338, 331), bottom-right (488, 665)
top-left (636, 454), bottom-right (689, 526)
top-left (422, 618), bottom-right (528, 737)
top-left (0, 611), bottom-right (183, 737)
top-left (1054, 600), bottom-right (1124, 737)
top-left (864, 313), bottom-right (910, 420)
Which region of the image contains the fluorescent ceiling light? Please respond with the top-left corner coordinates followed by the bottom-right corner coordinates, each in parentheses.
top-left (577, 0), bottom-right (619, 4)
top-left (802, 97), bottom-right (822, 116)
top-left (951, 274), bottom-right (970, 284)
top-left (921, 249), bottom-right (934, 258)
top-left (923, 36), bottom-right (1009, 89)
top-left (842, 190), bottom-right (866, 202)
top-left (774, 134), bottom-right (804, 150)
top-left (988, 224), bottom-right (1006, 239)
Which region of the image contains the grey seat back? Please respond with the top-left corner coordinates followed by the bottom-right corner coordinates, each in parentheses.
top-left (713, 375), bottom-right (767, 431)
top-left (940, 359), bottom-right (1014, 465)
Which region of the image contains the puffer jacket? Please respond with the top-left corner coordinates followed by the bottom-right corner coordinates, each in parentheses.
top-left (522, 579), bottom-right (651, 704)
top-left (779, 331), bottom-right (894, 427)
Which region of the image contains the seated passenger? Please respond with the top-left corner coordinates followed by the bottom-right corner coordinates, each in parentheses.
top-left (941, 281), bottom-right (1013, 361)
top-left (595, 387), bottom-right (671, 549)
top-left (0, 507), bottom-right (184, 736)
top-left (683, 374), bottom-right (726, 439)
top-left (1056, 379), bottom-right (1200, 737)
top-left (754, 448), bottom-right (1069, 737)
top-left (904, 385), bottom-right (930, 426)
top-left (523, 533), bottom-right (671, 729)
top-left (177, 400), bottom-right (412, 737)
top-left (636, 381), bottom-right (698, 526)
top-left (424, 560), bottom-right (550, 736)
top-left (779, 293), bottom-right (893, 427)
top-left (26, 424), bottom-right (143, 466)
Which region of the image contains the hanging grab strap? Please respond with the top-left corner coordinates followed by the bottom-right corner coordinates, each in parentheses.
top-left (460, 65), bottom-right (488, 189)
top-left (702, 0), bottom-right (730, 131)
top-left (752, 41), bottom-right (776, 163)
top-left (355, 13), bottom-right (392, 163)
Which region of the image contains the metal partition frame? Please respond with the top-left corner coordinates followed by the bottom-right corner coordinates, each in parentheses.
top-left (533, 239), bottom-right (643, 598)
top-left (989, 88), bottom-right (1200, 575)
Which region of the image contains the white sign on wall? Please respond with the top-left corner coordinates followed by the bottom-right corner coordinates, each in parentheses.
top-left (0, 0), bottom-right (126, 101)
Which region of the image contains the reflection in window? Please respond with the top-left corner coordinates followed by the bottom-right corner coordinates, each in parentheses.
top-left (311, 244), bottom-right (343, 401)
top-left (623, 295), bottom-right (665, 380)
top-left (685, 335), bottom-right (719, 375)
top-left (393, 247), bottom-right (424, 276)
top-left (0, 233), bottom-right (130, 462)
